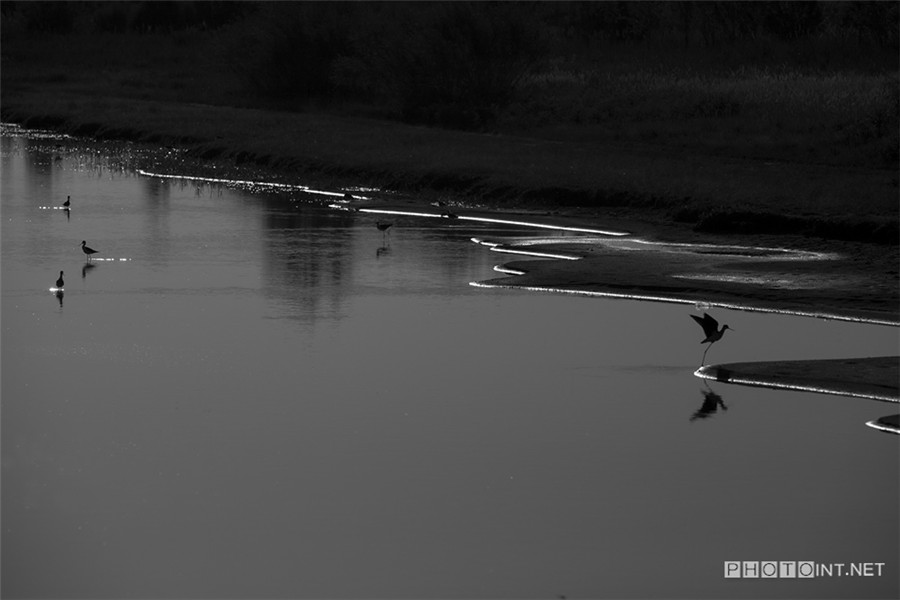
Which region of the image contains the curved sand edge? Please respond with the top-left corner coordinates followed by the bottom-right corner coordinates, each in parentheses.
top-left (866, 414), bottom-right (900, 435)
top-left (350, 201), bottom-right (898, 326)
top-left (695, 356), bottom-right (899, 403)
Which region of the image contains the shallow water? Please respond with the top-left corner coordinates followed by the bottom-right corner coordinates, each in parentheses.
top-left (2, 128), bottom-right (898, 599)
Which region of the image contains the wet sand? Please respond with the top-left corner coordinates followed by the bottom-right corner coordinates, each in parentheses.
top-left (349, 200), bottom-right (899, 407)
top-left (867, 414), bottom-right (900, 434)
top-left (351, 199), bottom-right (899, 325)
top-left (695, 357), bottom-right (899, 403)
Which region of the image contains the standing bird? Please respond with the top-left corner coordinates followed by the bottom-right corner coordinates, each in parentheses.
top-left (55, 271), bottom-right (65, 289)
top-left (81, 240), bottom-right (98, 261)
top-left (375, 220), bottom-right (393, 243)
top-left (63, 195), bottom-right (70, 208)
top-left (690, 312), bottom-right (732, 365)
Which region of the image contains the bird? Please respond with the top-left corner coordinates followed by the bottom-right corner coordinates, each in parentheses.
top-left (690, 312), bottom-right (732, 365)
top-left (55, 271), bottom-right (64, 289)
top-left (81, 240), bottom-right (98, 261)
top-left (62, 195), bottom-right (70, 208)
top-left (375, 220), bottom-right (393, 242)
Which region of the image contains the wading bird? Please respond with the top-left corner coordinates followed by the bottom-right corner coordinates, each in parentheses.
top-left (81, 240), bottom-right (98, 261)
top-left (691, 312), bottom-right (732, 365)
top-left (63, 195), bottom-right (70, 208)
top-left (375, 221), bottom-right (392, 243)
top-left (55, 271), bottom-right (64, 289)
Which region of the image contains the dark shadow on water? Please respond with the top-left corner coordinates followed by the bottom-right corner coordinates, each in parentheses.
top-left (376, 245), bottom-right (391, 258)
top-left (690, 383), bottom-right (728, 422)
top-left (54, 289), bottom-right (63, 309)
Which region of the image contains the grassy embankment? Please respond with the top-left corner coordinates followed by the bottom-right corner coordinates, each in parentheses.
top-left (1, 30), bottom-right (898, 245)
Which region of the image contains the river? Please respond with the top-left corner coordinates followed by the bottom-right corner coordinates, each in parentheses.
top-left (2, 125), bottom-right (897, 599)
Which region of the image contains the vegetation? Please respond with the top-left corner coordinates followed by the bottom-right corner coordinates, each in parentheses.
top-left (1, 1), bottom-right (897, 243)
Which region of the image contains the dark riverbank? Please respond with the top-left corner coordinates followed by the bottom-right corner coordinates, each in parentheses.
top-left (2, 14), bottom-right (898, 326)
top-left (2, 12), bottom-right (898, 247)
top-left (2, 87), bottom-right (898, 245)
top-left (3, 90), bottom-right (898, 325)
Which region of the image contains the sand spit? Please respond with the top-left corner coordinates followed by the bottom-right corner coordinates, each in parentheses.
top-left (695, 357), bottom-right (899, 403)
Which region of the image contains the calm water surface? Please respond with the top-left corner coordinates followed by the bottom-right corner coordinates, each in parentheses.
top-left (2, 129), bottom-right (897, 599)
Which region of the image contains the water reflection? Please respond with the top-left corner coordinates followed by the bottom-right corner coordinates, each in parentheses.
top-left (81, 263), bottom-right (96, 279)
top-left (690, 384), bottom-right (728, 422)
top-left (261, 207), bottom-right (357, 322)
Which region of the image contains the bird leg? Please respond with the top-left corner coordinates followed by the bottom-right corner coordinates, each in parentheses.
top-left (701, 343), bottom-right (712, 366)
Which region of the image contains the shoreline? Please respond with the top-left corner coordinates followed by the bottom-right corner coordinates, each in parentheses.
top-left (3, 121), bottom-right (898, 408)
top-left (4, 116), bottom-right (896, 326)
top-left (343, 199), bottom-right (899, 326)
top-left (1, 89), bottom-right (897, 248)
top-left (695, 357), bottom-right (900, 404)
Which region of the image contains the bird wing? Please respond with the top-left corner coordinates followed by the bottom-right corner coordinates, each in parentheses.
top-left (690, 313), bottom-right (719, 338)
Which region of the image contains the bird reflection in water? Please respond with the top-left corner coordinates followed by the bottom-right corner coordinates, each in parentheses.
top-left (51, 271), bottom-right (65, 308)
top-left (82, 263), bottom-right (96, 279)
top-left (690, 384), bottom-right (728, 422)
top-left (376, 245), bottom-right (391, 258)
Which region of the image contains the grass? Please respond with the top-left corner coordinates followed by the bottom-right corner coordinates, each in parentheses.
top-left (504, 57), bottom-right (898, 169)
top-left (1, 29), bottom-right (897, 245)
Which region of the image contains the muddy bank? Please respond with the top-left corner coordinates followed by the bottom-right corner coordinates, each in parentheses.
top-left (2, 87), bottom-right (897, 326)
top-left (1, 89), bottom-right (898, 247)
top-left (866, 414), bottom-right (900, 434)
top-left (695, 357), bottom-right (899, 402)
top-left (456, 216), bottom-right (900, 324)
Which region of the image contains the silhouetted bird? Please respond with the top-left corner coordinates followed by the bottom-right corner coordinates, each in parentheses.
top-left (81, 240), bottom-right (98, 261)
top-left (55, 271), bottom-right (64, 288)
top-left (63, 195), bottom-right (70, 208)
top-left (690, 312), bottom-right (732, 365)
top-left (375, 220), bottom-right (392, 243)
